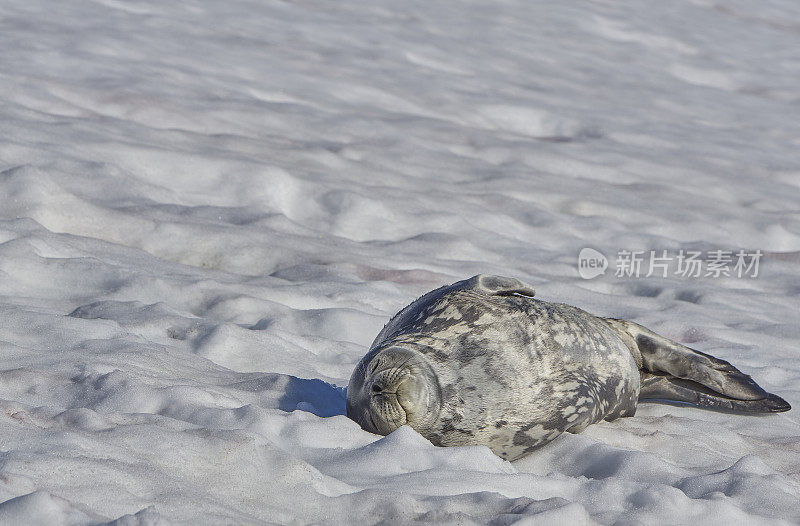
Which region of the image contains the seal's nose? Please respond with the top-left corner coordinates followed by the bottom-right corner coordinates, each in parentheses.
top-left (370, 368), bottom-right (405, 396)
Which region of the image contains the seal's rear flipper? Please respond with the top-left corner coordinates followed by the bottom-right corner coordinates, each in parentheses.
top-left (606, 318), bottom-right (791, 413)
top-left (640, 373), bottom-right (791, 413)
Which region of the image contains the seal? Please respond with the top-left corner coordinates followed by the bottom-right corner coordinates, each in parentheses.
top-left (346, 274), bottom-right (790, 460)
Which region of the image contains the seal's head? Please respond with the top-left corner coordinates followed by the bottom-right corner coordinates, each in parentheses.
top-left (346, 345), bottom-right (441, 436)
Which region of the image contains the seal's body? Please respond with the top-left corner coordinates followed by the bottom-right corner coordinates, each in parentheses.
top-left (346, 275), bottom-right (790, 460)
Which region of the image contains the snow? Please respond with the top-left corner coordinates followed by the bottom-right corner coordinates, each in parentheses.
top-left (1, 0), bottom-right (799, 523)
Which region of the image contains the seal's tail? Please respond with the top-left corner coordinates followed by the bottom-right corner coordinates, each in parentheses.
top-left (606, 318), bottom-right (791, 413)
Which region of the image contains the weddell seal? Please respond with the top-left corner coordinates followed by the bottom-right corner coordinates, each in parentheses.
top-left (346, 275), bottom-right (790, 461)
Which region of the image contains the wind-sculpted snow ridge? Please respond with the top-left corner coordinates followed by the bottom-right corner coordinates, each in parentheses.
top-left (1, 0), bottom-right (799, 524)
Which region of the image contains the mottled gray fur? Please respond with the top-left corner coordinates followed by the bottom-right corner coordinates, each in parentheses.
top-left (346, 275), bottom-right (790, 461)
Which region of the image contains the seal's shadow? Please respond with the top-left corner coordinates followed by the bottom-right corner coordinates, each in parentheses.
top-left (277, 376), bottom-right (347, 417)
top-left (229, 373), bottom-right (347, 417)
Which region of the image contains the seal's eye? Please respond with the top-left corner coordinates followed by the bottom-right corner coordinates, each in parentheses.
top-left (371, 383), bottom-right (382, 393)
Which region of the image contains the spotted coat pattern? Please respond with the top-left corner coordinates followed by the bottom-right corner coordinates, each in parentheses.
top-left (359, 275), bottom-right (641, 461)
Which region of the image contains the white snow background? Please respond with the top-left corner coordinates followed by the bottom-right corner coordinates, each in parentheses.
top-left (1, 0), bottom-right (799, 524)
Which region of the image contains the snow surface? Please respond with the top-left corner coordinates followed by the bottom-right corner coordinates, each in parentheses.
top-left (1, 0), bottom-right (799, 524)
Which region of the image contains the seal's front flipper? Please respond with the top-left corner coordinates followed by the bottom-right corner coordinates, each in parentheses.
top-left (467, 274), bottom-right (536, 298)
top-left (606, 318), bottom-right (791, 413)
